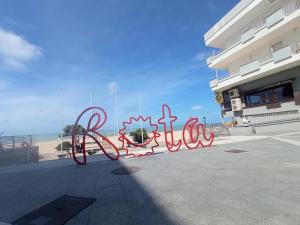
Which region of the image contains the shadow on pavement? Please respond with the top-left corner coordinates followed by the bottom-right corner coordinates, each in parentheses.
top-left (0, 156), bottom-right (181, 225)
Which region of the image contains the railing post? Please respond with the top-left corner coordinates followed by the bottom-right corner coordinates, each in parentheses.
top-left (29, 135), bottom-right (33, 147)
top-left (26, 148), bottom-right (29, 163)
top-left (12, 136), bottom-right (15, 151)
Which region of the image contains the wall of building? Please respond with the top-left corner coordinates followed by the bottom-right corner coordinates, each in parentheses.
top-left (242, 101), bottom-right (299, 122)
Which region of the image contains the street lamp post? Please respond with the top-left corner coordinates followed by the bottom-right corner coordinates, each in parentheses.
top-left (115, 92), bottom-right (120, 148)
top-left (129, 112), bottom-right (133, 132)
top-left (203, 116), bottom-right (207, 132)
top-left (91, 89), bottom-right (94, 151)
top-left (60, 88), bottom-right (64, 157)
top-left (115, 92), bottom-right (119, 134)
top-left (139, 92), bottom-right (144, 143)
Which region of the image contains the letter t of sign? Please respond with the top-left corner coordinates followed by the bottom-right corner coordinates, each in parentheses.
top-left (158, 104), bottom-right (182, 152)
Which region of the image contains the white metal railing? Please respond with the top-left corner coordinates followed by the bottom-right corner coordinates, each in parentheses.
top-left (207, 56), bottom-right (213, 65)
top-left (0, 135), bottom-right (33, 152)
top-left (283, 0), bottom-right (300, 16)
top-left (208, 41), bottom-right (241, 63)
top-left (294, 42), bottom-right (300, 53)
top-left (207, 0), bottom-right (300, 65)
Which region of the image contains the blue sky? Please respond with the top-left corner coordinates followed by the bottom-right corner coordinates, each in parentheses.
top-left (0, 0), bottom-right (239, 135)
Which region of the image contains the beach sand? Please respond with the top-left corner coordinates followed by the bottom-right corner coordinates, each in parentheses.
top-left (37, 139), bottom-right (61, 160)
top-left (36, 130), bottom-right (185, 161)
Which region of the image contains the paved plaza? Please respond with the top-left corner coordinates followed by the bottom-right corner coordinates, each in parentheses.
top-left (0, 133), bottom-right (300, 225)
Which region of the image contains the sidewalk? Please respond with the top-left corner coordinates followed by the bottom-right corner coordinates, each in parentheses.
top-left (0, 136), bottom-right (299, 225)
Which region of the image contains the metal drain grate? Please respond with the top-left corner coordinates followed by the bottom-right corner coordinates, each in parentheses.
top-left (225, 149), bottom-right (248, 153)
top-left (111, 166), bottom-right (140, 175)
top-left (12, 195), bottom-right (96, 225)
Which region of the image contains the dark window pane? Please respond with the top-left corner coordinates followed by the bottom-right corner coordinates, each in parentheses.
top-left (244, 82), bottom-right (294, 107)
top-left (282, 84), bottom-right (294, 99)
top-left (223, 91), bottom-right (232, 110)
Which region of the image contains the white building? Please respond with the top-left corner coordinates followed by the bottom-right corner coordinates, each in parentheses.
top-left (205, 0), bottom-right (300, 128)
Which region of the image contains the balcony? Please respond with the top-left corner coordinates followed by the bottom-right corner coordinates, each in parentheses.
top-left (204, 0), bottom-right (256, 44)
top-left (210, 42), bottom-right (300, 90)
top-left (207, 0), bottom-right (300, 67)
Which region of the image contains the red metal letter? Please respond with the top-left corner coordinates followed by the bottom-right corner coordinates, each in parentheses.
top-left (71, 107), bottom-right (120, 165)
top-left (182, 118), bottom-right (215, 150)
top-left (158, 104), bottom-right (182, 152)
top-left (118, 116), bottom-right (160, 157)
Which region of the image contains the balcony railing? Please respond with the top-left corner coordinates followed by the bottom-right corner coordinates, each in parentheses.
top-left (266, 9), bottom-right (284, 28)
top-left (207, 0), bottom-right (300, 65)
top-left (210, 79), bottom-right (218, 88)
top-left (240, 60), bottom-right (260, 76)
top-left (241, 28), bottom-right (255, 43)
top-left (204, 0), bottom-right (255, 42)
top-left (283, 0), bottom-right (300, 15)
top-left (273, 45), bottom-right (293, 63)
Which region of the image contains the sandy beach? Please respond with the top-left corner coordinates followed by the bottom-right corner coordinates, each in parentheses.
top-left (36, 130), bottom-right (185, 161)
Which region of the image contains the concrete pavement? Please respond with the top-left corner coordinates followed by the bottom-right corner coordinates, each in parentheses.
top-left (0, 135), bottom-right (299, 225)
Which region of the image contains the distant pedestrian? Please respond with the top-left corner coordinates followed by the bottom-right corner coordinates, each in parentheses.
top-left (242, 117), bottom-right (250, 127)
top-left (243, 116), bottom-right (256, 134)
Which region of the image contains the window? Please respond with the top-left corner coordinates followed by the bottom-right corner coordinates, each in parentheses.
top-left (244, 82), bottom-right (294, 107)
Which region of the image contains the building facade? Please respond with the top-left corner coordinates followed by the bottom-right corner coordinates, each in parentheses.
top-left (205, 0), bottom-right (300, 126)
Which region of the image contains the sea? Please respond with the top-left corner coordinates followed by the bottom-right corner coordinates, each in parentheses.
top-left (32, 125), bottom-right (187, 142)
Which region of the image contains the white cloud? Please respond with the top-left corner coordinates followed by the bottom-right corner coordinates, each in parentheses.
top-left (4, 95), bottom-right (40, 105)
top-left (0, 80), bottom-right (9, 90)
top-left (0, 27), bottom-right (42, 70)
top-left (4, 17), bottom-right (36, 30)
top-left (193, 51), bottom-right (209, 62)
top-left (191, 105), bottom-right (203, 111)
top-left (107, 81), bottom-right (119, 95)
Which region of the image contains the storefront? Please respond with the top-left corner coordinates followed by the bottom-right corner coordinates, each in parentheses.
top-left (221, 66), bottom-right (300, 125)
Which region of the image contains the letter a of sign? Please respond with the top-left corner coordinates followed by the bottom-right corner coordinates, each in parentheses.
top-left (158, 104), bottom-right (182, 152)
top-left (182, 118), bottom-right (215, 149)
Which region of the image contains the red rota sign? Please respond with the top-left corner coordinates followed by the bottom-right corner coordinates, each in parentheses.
top-left (71, 104), bottom-right (215, 165)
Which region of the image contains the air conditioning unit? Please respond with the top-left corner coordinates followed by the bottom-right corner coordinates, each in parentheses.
top-left (231, 98), bottom-right (243, 112)
top-left (228, 89), bottom-right (239, 98)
